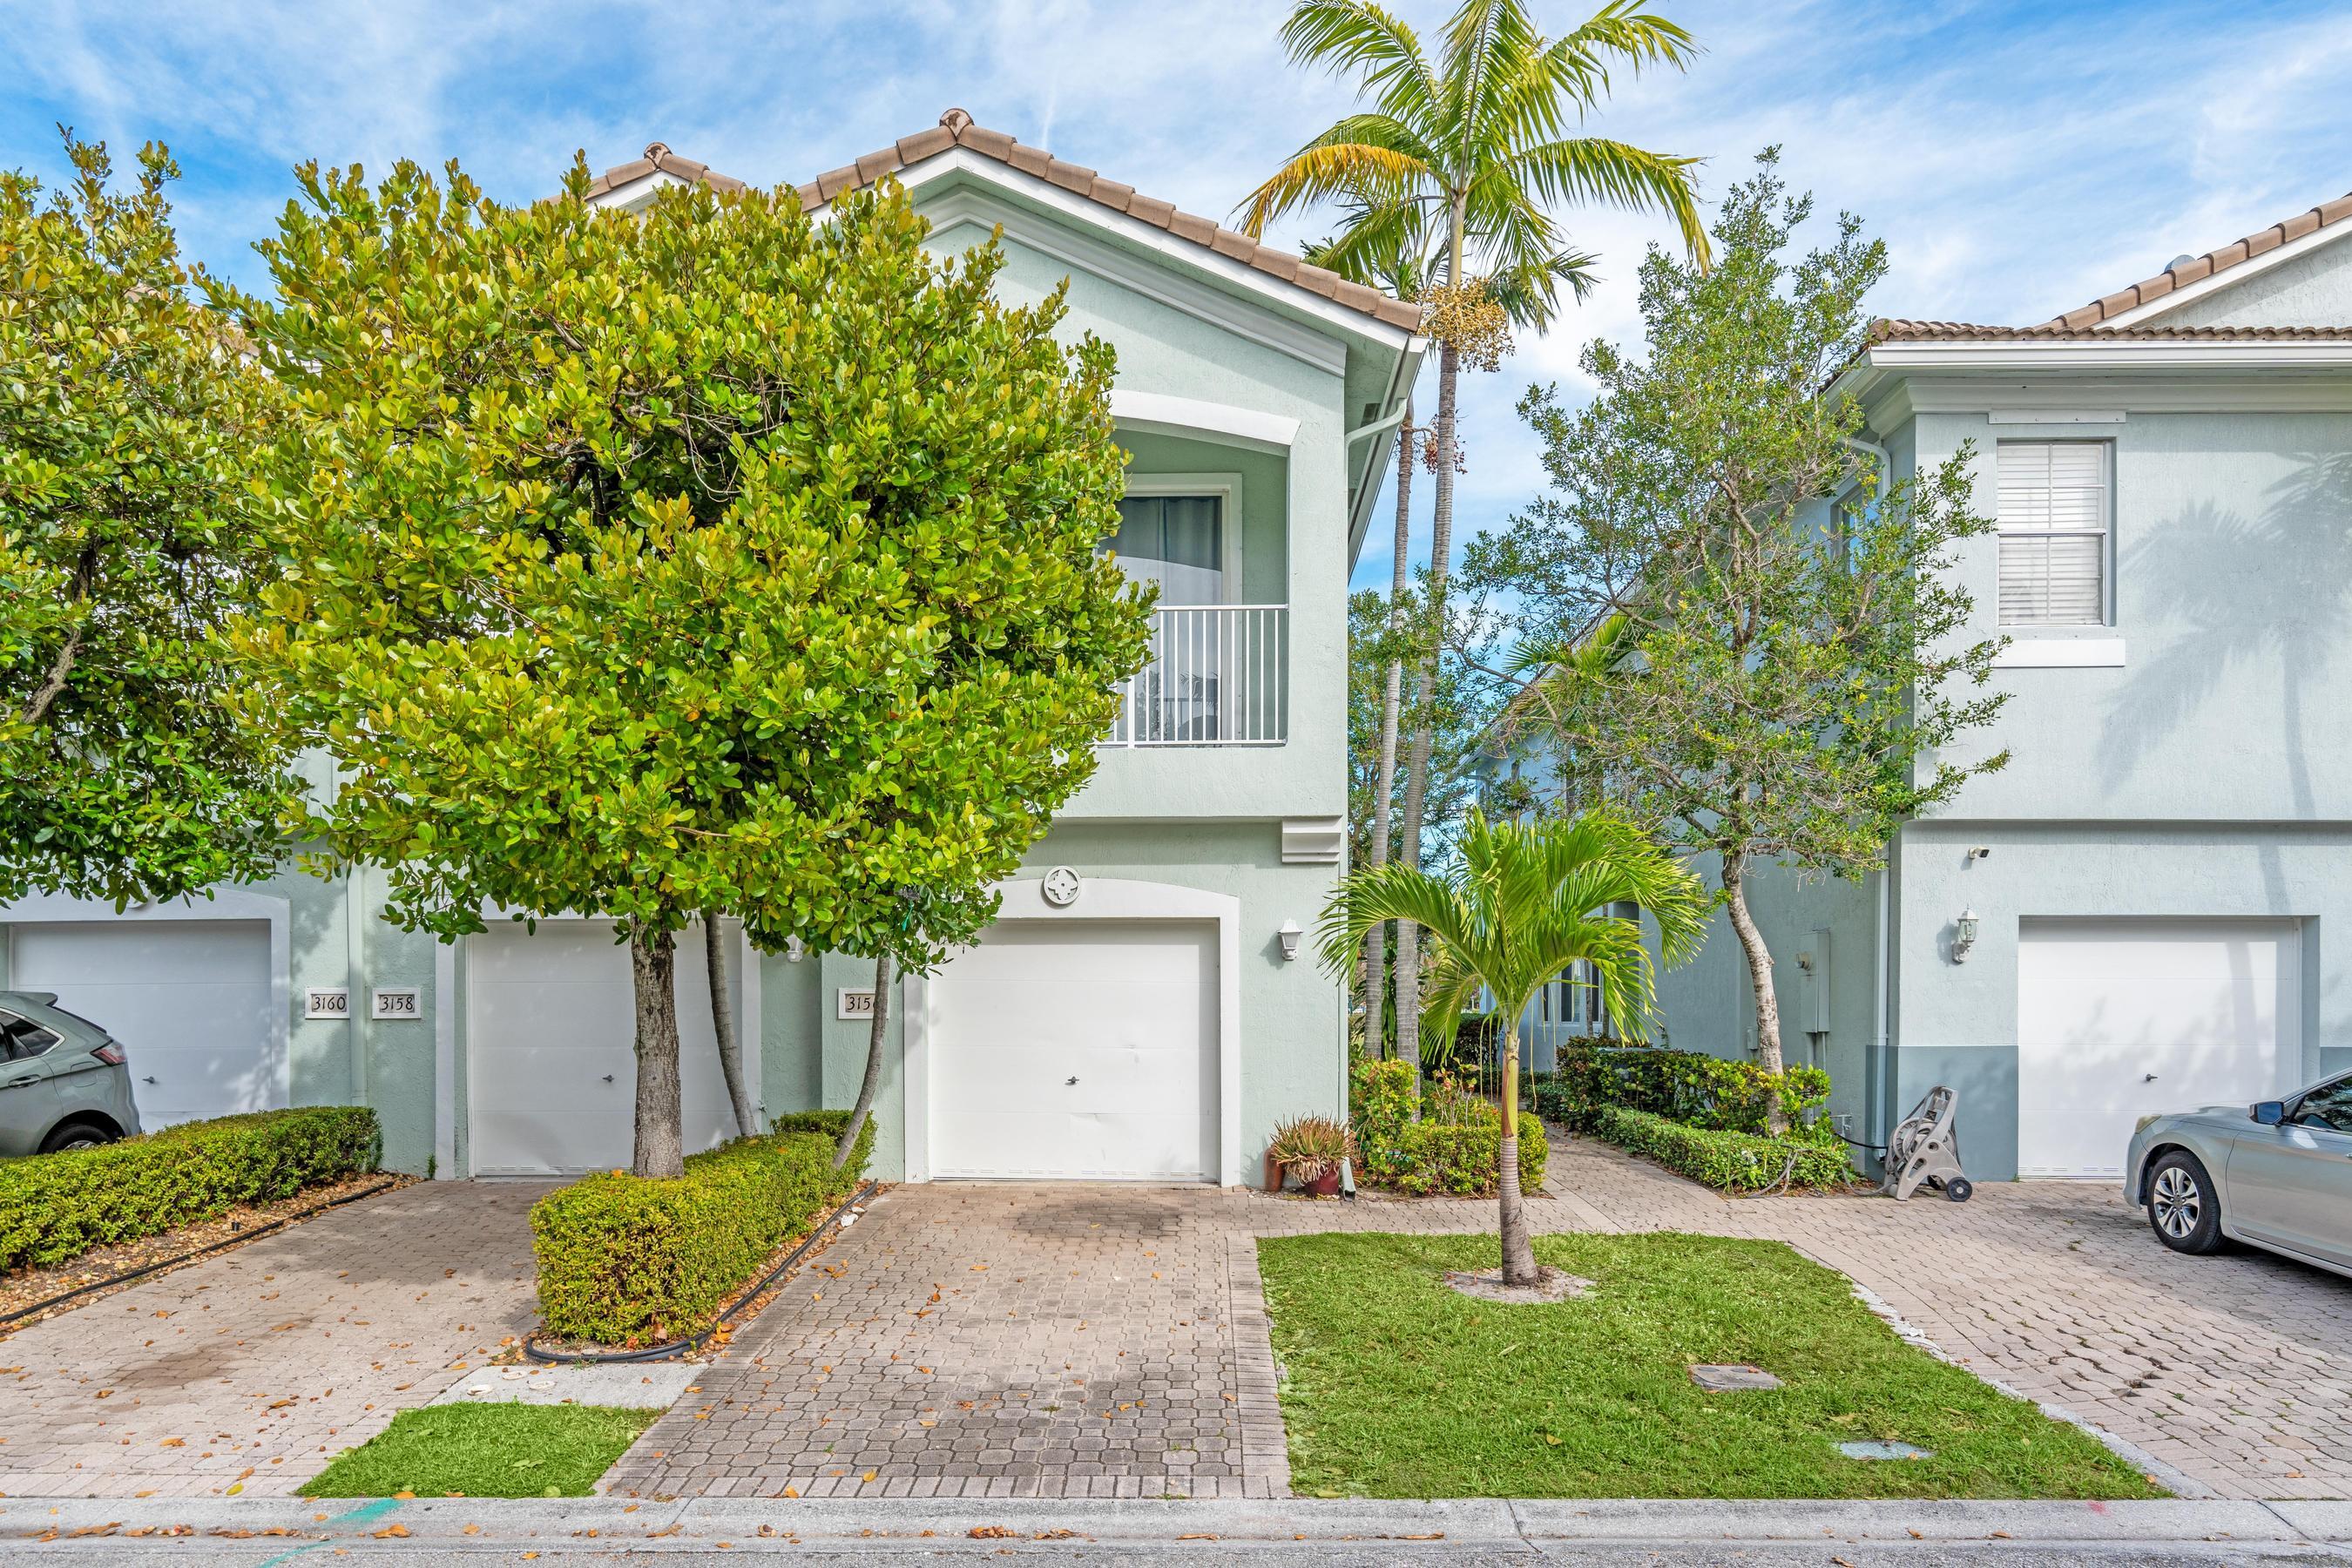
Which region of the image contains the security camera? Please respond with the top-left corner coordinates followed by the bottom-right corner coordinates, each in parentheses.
top-left (1967, 847), bottom-right (1991, 862)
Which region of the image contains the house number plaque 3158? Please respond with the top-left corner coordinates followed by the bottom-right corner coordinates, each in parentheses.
top-left (372, 989), bottom-right (422, 1021)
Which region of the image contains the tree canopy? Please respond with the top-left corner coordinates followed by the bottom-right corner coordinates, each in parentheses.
top-left (227, 159), bottom-right (1152, 1173)
top-left (1469, 152), bottom-right (2008, 1075)
top-left (1, 134), bottom-right (295, 909)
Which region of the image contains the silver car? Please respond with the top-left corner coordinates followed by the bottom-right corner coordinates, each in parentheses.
top-left (2126, 1070), bottom-right (2352, 1279)
top-left (0, 990), bottom-right (144, 1157)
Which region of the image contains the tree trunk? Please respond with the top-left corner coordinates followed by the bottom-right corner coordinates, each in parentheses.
top-left (628, 926), bottom-right (686, 1179)
top-left (834, 951), bottom-right (894, 1171)
top-left (1395, 347), bottom-right (1460, 1078)
top-left (1497, 1035), bottom-right (1538, 1285)
top-left (1720, 856), bottom-right (1791, 1130)
top-left (1362, 399), bottom-right (1415, 1062)
top-left (704, 916), bottom-right (756, 1138)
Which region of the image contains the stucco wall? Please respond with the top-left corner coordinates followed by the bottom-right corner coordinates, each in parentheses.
top-left (2153, 235), bottom-right (2352, 329)
top-left (757, 818), bottom-right (1342, 1183)
top-left (1917, 409), bottom-right (2352, 821)
top-left (923, 193), bottom-right (1355, 824)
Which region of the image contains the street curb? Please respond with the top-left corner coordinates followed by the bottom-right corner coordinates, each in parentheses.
top-left (1, 1494), bottom-right (2344, 1549)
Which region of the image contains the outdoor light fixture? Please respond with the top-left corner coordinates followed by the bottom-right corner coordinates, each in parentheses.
top-left (1277, 920), bottom-right (1304, 963)
top-left (1951, 909), bottom-right (1979, 964)
top-left (786, 936), bottom-right (806, 963)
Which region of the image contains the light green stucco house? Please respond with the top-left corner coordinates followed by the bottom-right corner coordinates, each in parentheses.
top-left (0, 112), bottom-right (1423, 1186)
top-left (1631, 184), bottom-right (2352, 1182)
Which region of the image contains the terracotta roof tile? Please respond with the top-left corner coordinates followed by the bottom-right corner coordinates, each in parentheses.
top-left (1872, 318), bottom-right (2352, 342)
top-left (2032, 185), bottom-right (2352, 330)
top-left (589, 115), bottom-right (1423, 335)
top-left (801, 108), bottom-right (1423, 334)
top-left (583, 141), bottom-right (747, 201)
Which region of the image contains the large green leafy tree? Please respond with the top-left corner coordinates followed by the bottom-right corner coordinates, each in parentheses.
top-left (1241, 0), bottom-right (1707, 1072)
top-left (1470, 152), bottom-right (2008, 1086)
top-left (1320, 808), bottom-right (1703, 1284)
top-left (1, 135), bottom-right (296, 908)
top-left (228, 163), bottom-right (1151, 1178)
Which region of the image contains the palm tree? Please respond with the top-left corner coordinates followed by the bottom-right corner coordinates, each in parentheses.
top-left (1317, 808), bottom-right (1705, 1285)
top-left (1242, 0), bottom-right (1708, 1073)
top-left (1308, 213), bottom-right (1588, 1062)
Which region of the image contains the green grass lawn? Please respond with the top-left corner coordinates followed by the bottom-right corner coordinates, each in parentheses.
top-left (301, 1403), bottom-right (663, 1498)
top-left (1259, 1232), bottom-right (2163, 1501)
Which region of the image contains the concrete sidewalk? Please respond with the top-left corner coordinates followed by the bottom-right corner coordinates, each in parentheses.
top-left (3, 1494), bottom-right (2349, 1562)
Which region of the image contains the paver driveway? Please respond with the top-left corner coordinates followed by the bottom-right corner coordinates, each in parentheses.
top-left (0, 1181), bottom-right (553, 1498)
top-left (608, 1136), bottom-right (2352, 1504)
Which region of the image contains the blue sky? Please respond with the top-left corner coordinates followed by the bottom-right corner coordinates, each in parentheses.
top-left (10, 0), bottom-right (2352, 593)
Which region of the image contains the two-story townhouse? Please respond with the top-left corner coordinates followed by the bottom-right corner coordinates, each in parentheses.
top-left (0, 112), bottom-right (1423, 1186)
top-left (1644, 184), bottom-right (2352, 1180)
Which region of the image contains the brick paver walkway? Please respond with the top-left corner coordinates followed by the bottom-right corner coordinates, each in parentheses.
top-left (0, 1181), bottom-right (551, 1498)
top-left (608, 1138), bottom-right (2352, 1504)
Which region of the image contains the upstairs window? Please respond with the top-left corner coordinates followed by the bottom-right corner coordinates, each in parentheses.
top-left (1997, 441), bottom-right (2110, 625)
top-left (1112, 494), bottom-right (1223, 605)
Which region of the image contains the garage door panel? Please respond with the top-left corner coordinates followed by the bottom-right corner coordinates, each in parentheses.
top-left (929, 918), bottom-right (1217, 1182)
top-left (8, 922), bottom-right (278, 1129)
top-left (467, 920), bottom-right (738, 1176)
top-left (2018, 918), bottom-right (2297, 1178)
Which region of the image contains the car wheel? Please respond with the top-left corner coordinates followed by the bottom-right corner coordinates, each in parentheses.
top-left (2146, 1152), bottom-right (2226, 1254)
top-left (37, 1119), bottom-right (116, 1155)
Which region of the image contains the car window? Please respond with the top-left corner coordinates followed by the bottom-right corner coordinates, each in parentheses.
top-left (0, 1012), bottom-right (62, 1060)
top-left (2293, 1075), bottom-right (2352, 1134)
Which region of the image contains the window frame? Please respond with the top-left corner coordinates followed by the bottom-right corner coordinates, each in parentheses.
top-left (1995, 437), bottom-right (2115, 629)
top-left (1118, 471), bottom-right (1246, 605)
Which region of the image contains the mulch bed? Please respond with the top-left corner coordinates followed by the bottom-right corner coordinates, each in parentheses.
top-left (0, 1170), bottom-right (411, 1335)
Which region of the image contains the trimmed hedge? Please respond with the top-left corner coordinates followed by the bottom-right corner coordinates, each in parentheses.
top-left (1594, 1105), bottom-right (1854, 1193)
top-left (1350, 1059), bottom-right (1548, 1197)
top-left (531, 1111), bottom-right (874, 1348)
top-left (0, 1107), bottom-right (382, 1273)
top-left (1534, 1040), bottom-right (1830, 1135)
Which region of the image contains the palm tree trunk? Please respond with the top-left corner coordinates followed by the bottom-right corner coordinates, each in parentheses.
top-left (1720, 855), bottom-right (1791, 1130)
top-left (833, 951), bottom-right (894, 1170)
top-left (1497, 1033), bottom-right (1538, 1285)
top-left (1362, 399), bottom-right (1415, 1060)
top-left (628, 926), bottom-right (685, 1179)
top-left (704, 916), bottom-right (756, 1137)
top-left (1396, 345), bottom-right (1461, 1077)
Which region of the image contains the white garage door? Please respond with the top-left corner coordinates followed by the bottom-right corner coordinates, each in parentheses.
top-left (2017, 918), bottom-right (2301, 1177)
top-left (7, 920), bottom-right (278, 1130)
top-left (468, 921), bottom-right (742, 1176)
top-left (929, 920), bottom-right (1216, 1181)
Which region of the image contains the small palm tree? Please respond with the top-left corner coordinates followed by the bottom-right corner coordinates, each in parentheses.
top-left (1317, 807), bottom-right (1705, 1285)
top-left (1242, 0), bottom-right (1708, 1076)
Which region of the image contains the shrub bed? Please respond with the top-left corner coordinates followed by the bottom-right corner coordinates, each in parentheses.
top-left (0, 1107), bottom-right (381, 1273)
top-left (1594, 1105), bottom-right (1854, 1193)
top-left (531, 1111), bottom-right (873, 1347)
top-left (1350, 1059), bottom-right (1547, 1197)
top-left (1535, 1039), bottom-right (1830, 1135)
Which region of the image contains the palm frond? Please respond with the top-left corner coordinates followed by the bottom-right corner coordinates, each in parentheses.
top-left (1507, 136), bottom-right (1710, 265)
top-left (1235, 123), bottom-right (1436, 236)
top-left (1279, 1), bottom-right (1443, 128)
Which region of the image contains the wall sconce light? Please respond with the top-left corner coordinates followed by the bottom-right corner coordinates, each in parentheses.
top-left (1277, 920), bottom-right (1304, 963)
top-left (786, 936), bottom-right (806, 963)
top-left (1951, 908), bottom-right (1979, 963)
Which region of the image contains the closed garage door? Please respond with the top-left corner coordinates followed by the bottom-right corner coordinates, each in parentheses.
top-left (468, 921), bottom-right (741, 1176)
top-left (2017, 918), bottom-right (2301, 1177)
top-left (929, 920), bottom-right (1216, 1181)
top-left (7, 920), bottom-right (277, 1130)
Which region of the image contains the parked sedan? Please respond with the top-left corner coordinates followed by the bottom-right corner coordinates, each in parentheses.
top-left (0, 990), bottom-right (143, 1157)
top-left (2126, 1071), bottom-right (2352, 1279)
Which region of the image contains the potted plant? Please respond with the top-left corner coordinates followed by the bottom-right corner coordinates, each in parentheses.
top-left (1267, 1115), bottom-right (1354, 1196)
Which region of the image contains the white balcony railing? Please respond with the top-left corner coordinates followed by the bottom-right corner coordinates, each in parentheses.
top-left (1105, 605), bottom-right (1288, 746)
